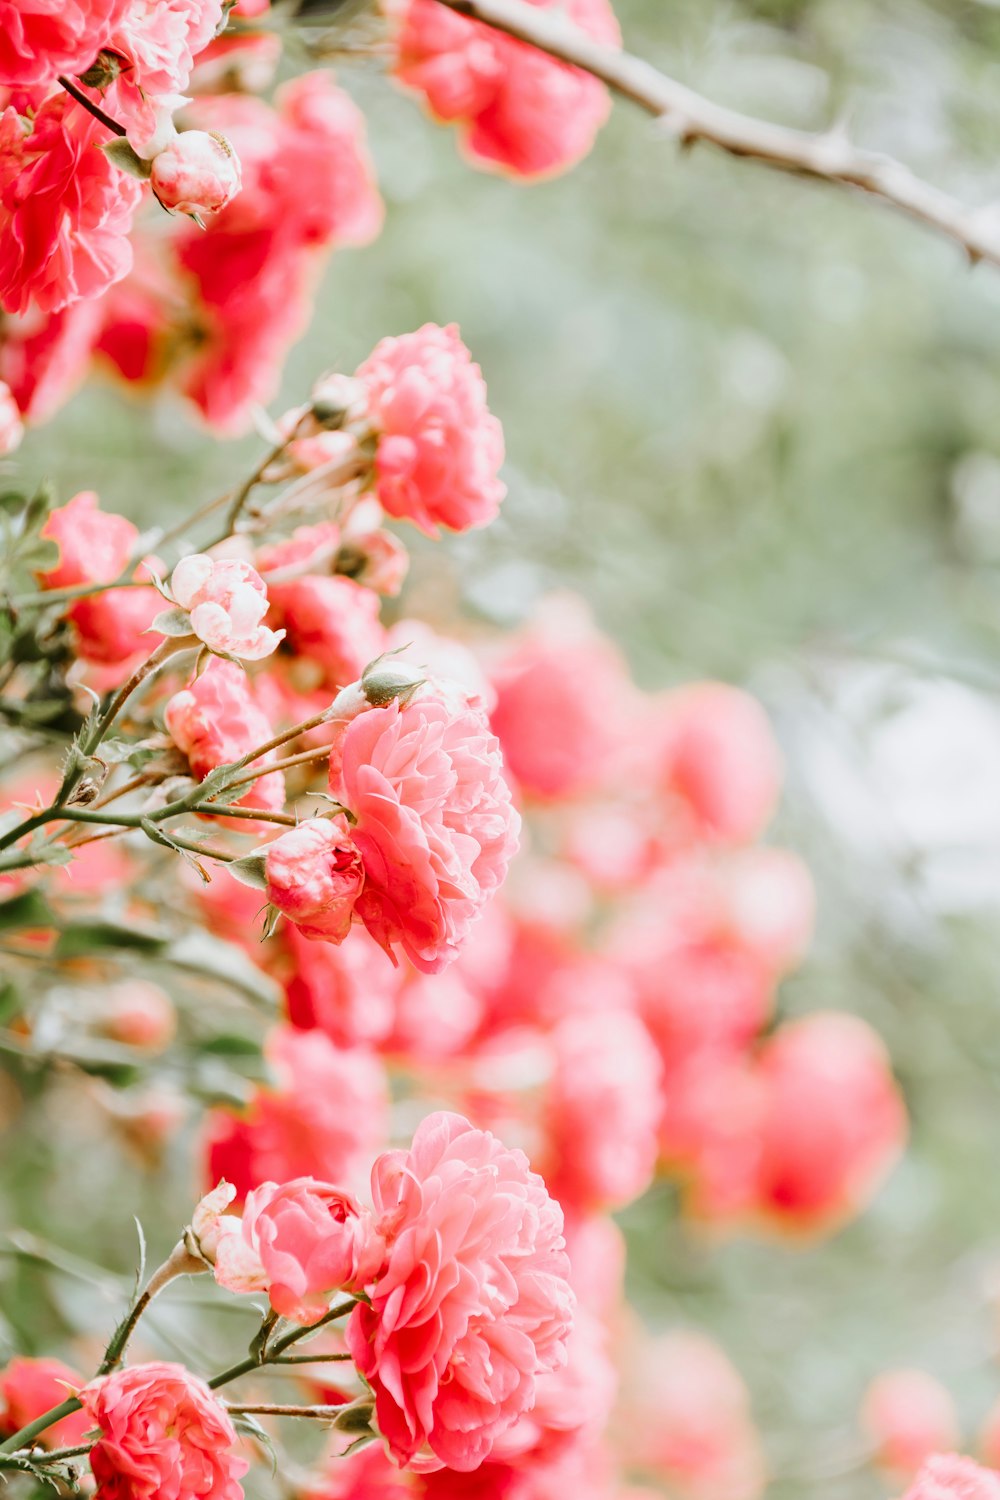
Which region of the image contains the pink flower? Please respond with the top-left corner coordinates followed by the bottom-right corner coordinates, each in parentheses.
top-left (543, 1009), bottom-right (663, 1213)
top-left (176, 76), bottom-right (381, 432)
top-left (67, 574), bottom-right (164, 666)
top-left (38, 489), bottom-right (135, 590)
top-left (386, 0), bottom-right (620, 179)
top-left (265, 573), bottom-right (387, 691)
top-left (0, 1357), bottom-right (91, 1449)
top-left (489, 597), bottom-right (636, 801)
top-left (347, 1111), bottom-right (574, 1472)
top-left (170, 554), bottom-right (284, 661)
top-left (104, 0), bottom-right (226, 148)
top-left (0, 0), bottom-right (130, 87)
top-left (623, 1330), bottom-right (765, 1500)
top-left (752, 1013), bottom-right (907, 1236)
top-left (641, 683), bottom-right (784, 848)
top-left (96, 979), bottom-right (176, 1051)
top-left (328, 686), bottom-right (520, 972)
top-left (862, 1371), bottom-right (959, 1479)
top-left (0, 379), bottom-right (23, 454)
top-left (80, 1361), bottom-right (248, 1500)
top-left (204, 1026), bottom-right (388, 1201)
top-left (355, 323), bottom-right (505, 535)
top-left (150, 130), bottom-right (242, 218)
top-left (902, 1457), bottom-right (1000, 1500)
top-left (265, 818), bottom-right (365, 942)
top-left (215, 1177), bottom-right (385, 1324)
top-left (279, 922), bottom-right (401, 1049)
top-left (164, 658), bottom-right (285, 826)
top-left (0, 96), bottom-right (141, 316)
top-left (0, 299), bottom-right (103, 424)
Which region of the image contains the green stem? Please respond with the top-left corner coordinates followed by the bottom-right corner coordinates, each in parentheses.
top-left (208, 1298), bottom-right (359, 1391)
top-left (0, 1397), bottom-right (83, 1456)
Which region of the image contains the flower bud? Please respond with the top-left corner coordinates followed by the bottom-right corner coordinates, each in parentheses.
top-left (360, 656), bottom-right (425, 707)
top-left (150, 131), bottom-right (242, 219)
top-left (309, 373), bottom-right (367, 432)
top-left (187, 1181), bottom-right (240, 1266)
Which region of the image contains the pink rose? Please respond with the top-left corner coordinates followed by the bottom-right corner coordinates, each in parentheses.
top-left (752, 1013), bottom-right (907, 1236)
top-left (386, 0), bottom-right (620, 180)
top-left (176, 76), bottom-right (382, 434)
top-left (215, 1177), bottom-right (385, 1324)
top-left (902, 1457), bottom-right (1000, 1500)
top-left (0, 97), bottom-right (141, 317)
top-left (0, 299), bottom-right (103, 424)
top-left (642, 683), bottom-right (784, 848)
top-left (0, 0), bottom-right (130, 87)
top-left (265, 573), bottom-right (387, 692)
top-left (328, 686), bottom-right (520, 972)
top-left (80, 1361), bottom-right (248, 1500)
top-left (543, 1009), bottom-right (663, 1213)
top-left (0, 379), bottom-right (23, 454)
top-left (96, 979), bottom-right (176, 1052)
top-left (164, 658), bottom-right (285, 827)
top-left (151, 131), bottom-right (242, 218)
top-left (104, 0), bottom-right (227, 149)
top-left (0, 1357), bottom-right (91, 1449)
top-left (862, 1371), bottom-right (959, 1480)
top-left (170, 554), bottom-right (284, 661)
top-left (489, 597), bottom-right (636, 801)
top-left (265, 818), bottom-right (365, 942)
top-left (38, 491), bottom-right (136, 591)
top-left (347, 1111), bottom-right (574, 1472)
top-left (204, 1026), bottom-right (388, 1202)
top-left (622, 1330), bottom-right (765, 1500)
top-left (355, 323), bottom-right (505, 535)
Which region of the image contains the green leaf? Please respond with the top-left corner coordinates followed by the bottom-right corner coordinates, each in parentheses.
top-left (100, 137), bottom-right (153, 180)
top-left (151, 606), bottom-right (194, 637)
top-left (54, 921), bottom-right (168, 958)
top-left (227, 853), bottom-right (268, 891)
top-left (0, 888), bottom-right (55, 933)
top-left (195, 1033), bottom-right (264, 1058)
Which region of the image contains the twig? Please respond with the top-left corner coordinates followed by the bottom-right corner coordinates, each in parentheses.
top-left (434, 0), bottom-right (1000, 270)
top-left (57, 75), bottom-right (127, 137)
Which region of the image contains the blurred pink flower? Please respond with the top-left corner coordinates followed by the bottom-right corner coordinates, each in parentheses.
top-left (328, 687), bottom-right (520, 972)
top-left (863, 1371), bottom-right (959, 1480)
top-left (356, 323), bottom-right (505, 535)
top-left (348, 1111), bottom-right (574, 1472)
top-left (386, 0), bottom-right (619, 179)
top-left (624, 1330), bottom-right (765, 1500)
top-left (0, 1357), bottom-right (91, 1449)
top-left (204, 1026), bottom-right (388, 1201)
top-left (265, 574), bottom-right (386, 691)
top-left (752, 1012), bottom-right (907, 1236)
top-left (902, 1456), bottom-right (1000, 1500)
top-left (265, 818), bottom-right (364, 942)
top-left (81, 1361), bottom-right (248, 1500)
top-left (543, 1009), bottom-right (662, 1213)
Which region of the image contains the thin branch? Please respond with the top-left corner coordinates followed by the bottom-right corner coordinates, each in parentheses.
top-left (57, 75), bottom-right (127, 137)
top-left (224, 1403), bottom-right (345, 1418)
top-left (434, 0), bottom-right (1000, 270)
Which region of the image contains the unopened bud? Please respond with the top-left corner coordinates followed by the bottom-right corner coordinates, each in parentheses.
top-left (309, 374), bottom-right (366, 431)
top-left (361, 657), bottom-right (425, 707)
top-left (150, 130), bottom-right (241, 219)
top-left (79, 50), bottom-right (123, 89)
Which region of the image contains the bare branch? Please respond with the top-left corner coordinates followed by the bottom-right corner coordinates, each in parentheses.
top-left (433, 0), bottom-right (1000, 270)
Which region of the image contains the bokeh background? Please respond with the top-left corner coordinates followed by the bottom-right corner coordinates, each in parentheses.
top-left (8, 1), bottom-right (1000, 1494)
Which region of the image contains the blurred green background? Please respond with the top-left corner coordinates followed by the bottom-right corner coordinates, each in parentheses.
top-left (10, 0), bottom-right (1000, 1494)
